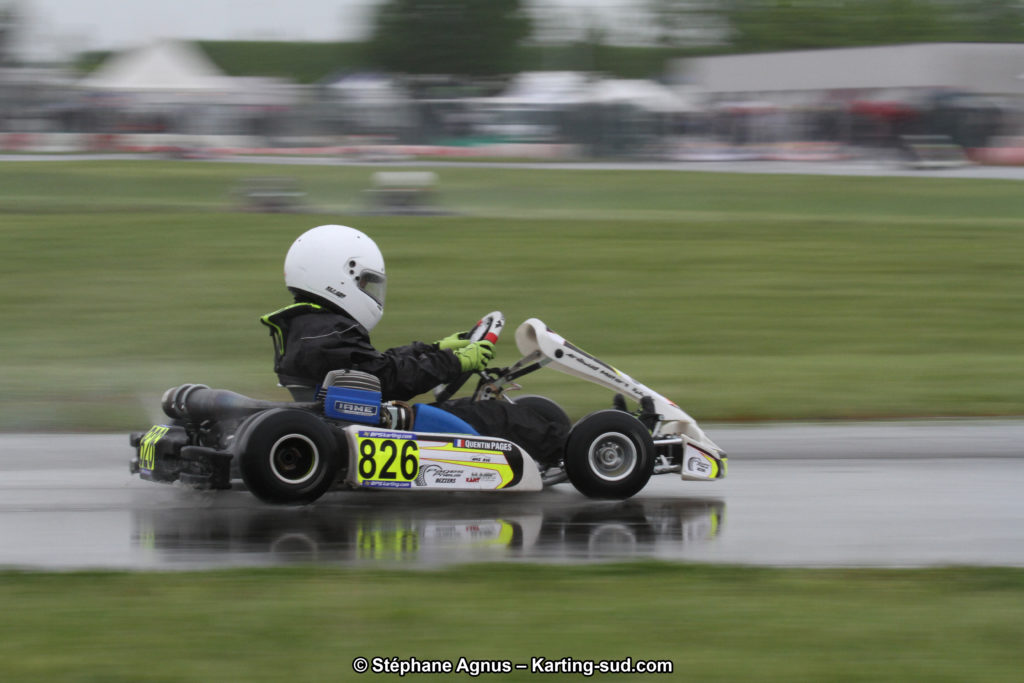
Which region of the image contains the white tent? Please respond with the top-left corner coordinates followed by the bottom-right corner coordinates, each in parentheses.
top-left (323, 73), bottom-right (415, 130)
top-left (492, 74), bottom-right (698, 112)
top-left (75, 40), bottom-right (303, 139)
top-left (493, 71), bottom-right (591, 106)
top-left (587, 79), bottom-right (698, 113)
top-left (325, 73), bottom-right (411, 105)
top-left (78, 40), bottom-right (233, 93)
top-left (77, 40), bottom-right (303, 111)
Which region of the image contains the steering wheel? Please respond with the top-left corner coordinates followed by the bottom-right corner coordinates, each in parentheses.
top-left (432, 311), bottom-right (505, 403)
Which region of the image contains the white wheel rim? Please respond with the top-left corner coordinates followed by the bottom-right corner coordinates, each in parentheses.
top-left (269, 434), bottom-right (319, 485)
top-left (587, 432), bottom-right (637, 482)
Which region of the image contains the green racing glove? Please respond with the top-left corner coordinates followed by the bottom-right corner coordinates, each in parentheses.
top-left (434, 331), bottom-right (470, 351)
top-left (452, 340), bottom-right (495, 372)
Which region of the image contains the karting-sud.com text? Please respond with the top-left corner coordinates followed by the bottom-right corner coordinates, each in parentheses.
top-left (352, 655), bottom-right (673, 676)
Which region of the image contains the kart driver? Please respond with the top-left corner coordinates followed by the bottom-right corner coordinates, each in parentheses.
top-left (260, 224), bottom-right (568, 465)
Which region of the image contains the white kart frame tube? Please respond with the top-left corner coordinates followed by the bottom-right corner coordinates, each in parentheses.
top-left (514, 319), bottom-right (725, 461)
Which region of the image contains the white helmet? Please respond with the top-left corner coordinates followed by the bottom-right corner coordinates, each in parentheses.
top-left (284, 225), bottom-right (387, 331)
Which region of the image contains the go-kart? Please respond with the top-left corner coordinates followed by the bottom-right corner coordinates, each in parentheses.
top-left (130, 313), bottom-right (727, 504)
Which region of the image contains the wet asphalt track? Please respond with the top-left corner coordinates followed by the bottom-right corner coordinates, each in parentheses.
top-left (2, 420), bottom-right (1022, 571)
top-left (3, 157), bottom-right (1023, 570)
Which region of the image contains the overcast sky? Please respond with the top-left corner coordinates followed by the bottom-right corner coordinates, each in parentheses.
top-left (15, 0), bottom-right (643, 59)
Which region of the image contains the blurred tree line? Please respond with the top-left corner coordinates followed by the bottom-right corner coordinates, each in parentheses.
top-left (722, 0), bottom-right (1024, 52)
top-left (365, 0), bottom-right (1024, 76)
top-left (369, 0), bottom-right (531, 76)
top-left (73, 1), bottom-right (1024, 81)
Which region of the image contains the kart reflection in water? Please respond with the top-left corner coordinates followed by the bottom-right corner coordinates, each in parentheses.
top-left (132, 493), bottom-right (725, 566)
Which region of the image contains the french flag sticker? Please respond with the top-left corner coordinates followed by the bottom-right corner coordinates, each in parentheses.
top-left (454, 438), bottom-right (463, 448)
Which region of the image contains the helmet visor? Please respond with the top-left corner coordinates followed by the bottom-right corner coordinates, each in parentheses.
top-left (357, 270), bottom-right (387, 307)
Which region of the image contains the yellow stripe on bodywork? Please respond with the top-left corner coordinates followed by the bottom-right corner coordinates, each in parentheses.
top-left (707, 456), bottom-right (720, 479)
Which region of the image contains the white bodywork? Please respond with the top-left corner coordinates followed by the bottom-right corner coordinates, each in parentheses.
top-left (513, 318), bottom-right (726, 481)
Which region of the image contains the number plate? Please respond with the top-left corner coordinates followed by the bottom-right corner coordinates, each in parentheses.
top-left (346, 428), bottom-right (520, 491)
top-left (138, 425), bottom-right (170, 472)
top-left (356, 436), bottom-right (420, 487)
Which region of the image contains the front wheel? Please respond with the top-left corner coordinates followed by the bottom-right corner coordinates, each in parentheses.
top-left (563, 410), bottom-right (655, 500)
top-left (236, 409), bottom-right (342, 505)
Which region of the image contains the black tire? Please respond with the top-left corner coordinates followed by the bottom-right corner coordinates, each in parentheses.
top-left (563, 410), bottom-right (655, 500)
top-left (236, 408), bottom-right (342, 505)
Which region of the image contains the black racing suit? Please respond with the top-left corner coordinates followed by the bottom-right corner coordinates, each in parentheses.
top-left (261, 302), bottom-right (567, 464)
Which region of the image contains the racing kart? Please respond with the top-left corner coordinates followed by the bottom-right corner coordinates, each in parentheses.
top-left (130, 313), bottom-right (727, 504)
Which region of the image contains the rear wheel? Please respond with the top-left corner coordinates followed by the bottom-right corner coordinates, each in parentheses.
top-left (237, 409), bottom-right (341, 505)
top-left (564, 410), bottom-right (655, 500)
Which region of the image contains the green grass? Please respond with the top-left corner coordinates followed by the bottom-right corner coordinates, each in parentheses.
top-left (1, 564), bottom-right (1023, 682)
top-left (1, 161), bottom-right (1023, 430)
top-left (2, 164), bottom-right (1023, 680)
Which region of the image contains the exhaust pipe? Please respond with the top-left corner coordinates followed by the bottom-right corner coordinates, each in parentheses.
top-left (161, 384), bottom-right (312, 422)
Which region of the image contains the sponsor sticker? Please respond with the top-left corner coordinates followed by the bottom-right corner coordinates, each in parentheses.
top-left (335, 401), bottom-right (379, 418)
top-left (361, 479), bottom-right (412, 489)
top-left (415, 464), bottom-right (464, 487)
top-left (453, 437), bottom-right (513, 452)
top-left (687, 456), bottom-right (711, 475)
top-left (682, 444), bottom-right (720, 479)
top-left (358, 430), bottom-right (416, 440)
top-left (413, 462), bottom-right (508, 490)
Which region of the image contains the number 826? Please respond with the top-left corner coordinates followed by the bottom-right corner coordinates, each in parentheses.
top-left (357, 438), bottom-right (419, 481)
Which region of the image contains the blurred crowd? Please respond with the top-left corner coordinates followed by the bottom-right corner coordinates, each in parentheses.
top-left (2, 39), bottom-right (1024, 164)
